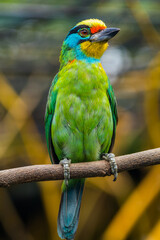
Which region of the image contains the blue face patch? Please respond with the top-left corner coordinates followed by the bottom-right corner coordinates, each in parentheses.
top-left (64, 33), bottom-right (90, 49)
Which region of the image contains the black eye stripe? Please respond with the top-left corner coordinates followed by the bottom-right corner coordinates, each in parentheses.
top-left (66, 25), bottom-right (89, 38)
top-left (78, 39), bottom-right (88, 44)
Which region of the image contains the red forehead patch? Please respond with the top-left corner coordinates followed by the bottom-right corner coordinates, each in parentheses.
top-left (90, 25), bottom-right (106, 34)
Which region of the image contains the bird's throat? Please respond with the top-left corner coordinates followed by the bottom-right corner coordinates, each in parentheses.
top-left (80, 41), bottom-right (108, 59)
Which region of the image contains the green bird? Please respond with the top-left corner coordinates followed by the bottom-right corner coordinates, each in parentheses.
top-left (45, 19), bottom-right (119, 240)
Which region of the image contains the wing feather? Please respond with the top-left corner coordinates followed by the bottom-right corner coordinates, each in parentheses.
top-left (107, 79), bottom-right (118, 152)
top-left (45, 74), bottom-right (59, 163)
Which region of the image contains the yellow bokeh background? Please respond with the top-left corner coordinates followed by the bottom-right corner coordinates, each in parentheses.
top-left (0, 0), bottom-right (160, 239)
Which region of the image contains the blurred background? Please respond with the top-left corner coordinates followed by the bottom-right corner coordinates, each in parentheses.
top-left (0, 0), bottom-right (160, 239)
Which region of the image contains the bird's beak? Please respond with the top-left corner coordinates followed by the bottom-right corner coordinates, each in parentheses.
top-left (90, 27), bottom-right (120, 42)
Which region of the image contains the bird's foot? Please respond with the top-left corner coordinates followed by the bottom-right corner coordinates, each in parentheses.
top-left (102, 153), bottom-right (118, 181)
top-left (60, 158), bottom-right (71, 186)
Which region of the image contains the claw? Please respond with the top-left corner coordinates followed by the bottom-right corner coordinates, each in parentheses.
top-left (103, 153), bottom-right (118, 181)
top-left (60, 158), bottom-right (71, 186)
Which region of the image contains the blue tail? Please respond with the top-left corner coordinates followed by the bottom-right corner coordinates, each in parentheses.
top-left (57, 179), bottom-right (84, 240)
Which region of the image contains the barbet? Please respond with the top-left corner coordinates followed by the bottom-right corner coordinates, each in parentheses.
top-left (45, 19), bottom-right (120, 240)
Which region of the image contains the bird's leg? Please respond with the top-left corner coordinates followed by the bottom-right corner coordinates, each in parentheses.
top-left (102, 153), bottom-right (118, 181)
top-left (60, 158), bottom-right (71, 186)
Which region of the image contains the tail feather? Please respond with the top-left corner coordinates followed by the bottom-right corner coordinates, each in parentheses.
top-left (57, 180), bottom-right (84, 240)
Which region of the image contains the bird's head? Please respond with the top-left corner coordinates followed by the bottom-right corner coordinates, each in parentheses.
top-left (60, 19), bottom-right (120, 67)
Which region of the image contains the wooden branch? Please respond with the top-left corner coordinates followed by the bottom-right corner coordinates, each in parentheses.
top-left (0, 148), bottom-right (160, 187)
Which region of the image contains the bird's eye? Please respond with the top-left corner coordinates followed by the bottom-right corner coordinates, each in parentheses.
top-left (79, 28), bottom-right (90, 38)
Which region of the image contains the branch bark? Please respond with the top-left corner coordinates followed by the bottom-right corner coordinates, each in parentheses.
top-left (0, 148), bottom-right (160, 187)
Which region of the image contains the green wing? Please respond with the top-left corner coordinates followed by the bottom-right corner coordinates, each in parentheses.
top-left (45, 74), bottom-right (59, 163)
top-left (107, 79), bottom-right (118, 152)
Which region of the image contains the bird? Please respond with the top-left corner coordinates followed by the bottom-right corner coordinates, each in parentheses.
top-left (45, 19), bottom-right (119, 240)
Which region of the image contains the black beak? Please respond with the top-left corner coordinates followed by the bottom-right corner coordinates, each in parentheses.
top-left (90, 27), bottom-right (120, 42)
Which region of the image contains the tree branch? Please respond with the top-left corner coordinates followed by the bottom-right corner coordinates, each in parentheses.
top-left (0, 148), bottom-right (160, 187)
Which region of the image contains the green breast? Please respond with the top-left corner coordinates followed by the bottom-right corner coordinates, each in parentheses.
top-left (51, 61), bottom-right (113, 162)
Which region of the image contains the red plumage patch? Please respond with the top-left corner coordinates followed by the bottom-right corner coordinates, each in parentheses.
top-left (90, 25), bottom-right (106, 34)
top-left (69, 59), bottom-right (76, 64)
